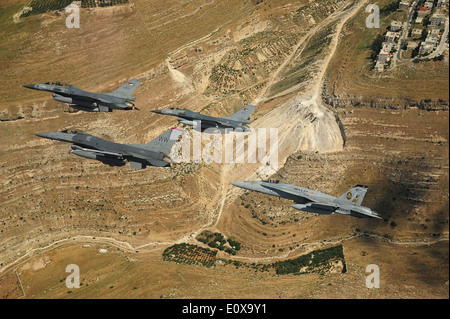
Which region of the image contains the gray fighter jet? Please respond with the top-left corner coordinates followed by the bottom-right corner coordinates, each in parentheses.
top-left (35, 128), bottom-right (184, 169)
top-left (24, 79), bottom-right (141, 112)
top-left (231, 180), bottom-right (381, 219)
top-left (151, 105), bottom-right (256, 133)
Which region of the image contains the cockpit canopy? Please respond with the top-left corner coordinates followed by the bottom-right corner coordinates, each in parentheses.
top-left (264, 179), bottom-right (280, 183)
top-left (45, 81), bottom-right (70, 87)
top-left (61, 129), bottom-right (84, 134)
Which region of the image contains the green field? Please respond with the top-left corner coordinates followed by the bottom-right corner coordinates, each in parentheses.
top-left (276, 245), bottom-right (346, 275)
top-left (162, 243), bottom-right (218, 268)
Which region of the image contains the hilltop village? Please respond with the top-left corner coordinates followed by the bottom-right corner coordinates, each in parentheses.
top-left (374, 0), bottom-right (449, 71)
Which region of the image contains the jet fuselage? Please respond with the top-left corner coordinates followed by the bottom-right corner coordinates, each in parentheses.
top-left (231, 180), bottom-right (381, 219)
top-left (35, 130), bottom-right (170, 168)
top-left (24, 81), bottom-right (137, 112)
top-left (152, 108), bottom-right (250, 132)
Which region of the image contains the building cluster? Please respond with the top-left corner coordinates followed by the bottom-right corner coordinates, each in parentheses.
top-left (411, 0), bottom-right (448, 57)
top-left (419, 28), bottom-right (443, 54)
top-left (374, 20), bottom-right (403, 72)
top-left (414, 1), bottom-right (447, 25)
top-left (374, 0), bottom-right (448, 71)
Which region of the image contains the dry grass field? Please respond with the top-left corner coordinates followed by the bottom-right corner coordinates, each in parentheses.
top-left (0, 0), bottom-right (448, 299)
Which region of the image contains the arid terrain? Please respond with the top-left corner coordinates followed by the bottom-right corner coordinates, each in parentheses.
top-left (0, 0), bottom-right (448, 299)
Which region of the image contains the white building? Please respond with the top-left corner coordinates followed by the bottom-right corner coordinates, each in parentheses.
top-left (391, 20), bottom-right (403, 31)
top-left (415, 7), bottom-right (430, 24)
top-left (419, 43), bottom-right (435, 54)
top-left (431, 29), bottom-right (441, 36)
top-left (423, 1), bottom-right (434, 9)
top-left (385, 31), bottom-right (400, 43)
top-left (437, 0), bottom-right (447, 8)
top-left (411, 28), bottom-right (423, 38)
top-left (377, 53), bottom-right (390, 62)
top-left (381, 42), bottom-right (393, 53)
top-left (375, 60), bottom-right (386, 72)
top-left (399, 1), bottom-right (410, 11)
top-left (407, 41), bottom-right (420, 50)
top-left (419, 33), bottom-right (439, 54)
top-left (430, 13), bottom-right (446, 27)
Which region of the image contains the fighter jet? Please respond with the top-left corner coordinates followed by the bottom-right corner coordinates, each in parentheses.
top-left (151, 105), bottom-right (256, 133)
top-left (35, 128), bottom-right (184, 169)
top-left (23, 79), bottom-right (141, 112)
top-left (231, 180), bottom-right (381, 219)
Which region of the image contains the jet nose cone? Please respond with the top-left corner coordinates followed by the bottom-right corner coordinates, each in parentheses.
top-left (151, 109), bottom-right (163, 114)
top-left (35, 132), bottom-right (52, 139)
top-left (23, 84), bottom-right (37, 89)
top-left (35, 131), bottom-right (67, 142)
top-left (231, 181), bottom-right (250, 189)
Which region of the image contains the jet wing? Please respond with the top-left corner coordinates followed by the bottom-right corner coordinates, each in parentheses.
top-left (336, 205), bottom-right (382, 219)
top-left (291, 202), bottom-right (336, 214)
top-left (306, 202), bottom-right (337, 210)
top-left (260, 182), bottom-right (316, 202)
top-left (208, 119), bottom-right (239, 128)
top-left (191, 117), bottom-right (240, 129)
top-left (56, 90), bottom-right (109, 104)
top-left (106, 79), bottom-right (141, 100)
top-left (71, 145), bottom-right (124, 158)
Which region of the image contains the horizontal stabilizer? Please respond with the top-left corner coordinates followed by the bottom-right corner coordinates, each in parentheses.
top-left (336, 205), bottom-right (382, 219)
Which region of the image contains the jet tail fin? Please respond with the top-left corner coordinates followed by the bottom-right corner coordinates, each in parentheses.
top-left (223, 105), bottom-right (256, 124)
top-left (107, 79), bottom-right (141, 100)
top-left (144, 128), bottom-right (184, 155)
top-left (334, 185), bottom-right (368, 206)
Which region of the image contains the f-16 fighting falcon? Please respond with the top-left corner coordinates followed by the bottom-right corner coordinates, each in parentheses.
top-left (231, 180), bottom-right (381, 219)
top-left (151, 105), bottom-right (256, 133)
top-left (35, 128), bottom-right (184, 169)
top-left (23, 79), bottom-right (141, 112)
